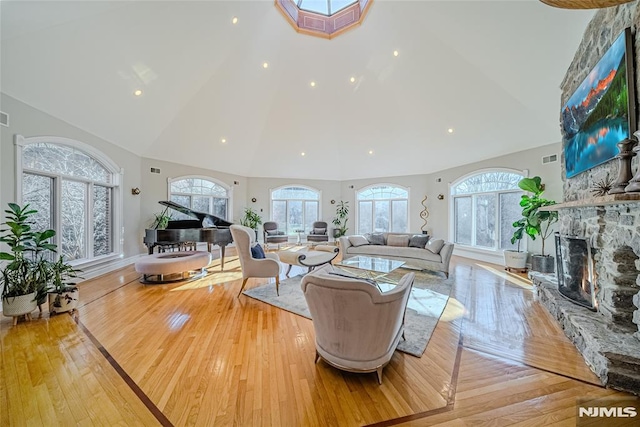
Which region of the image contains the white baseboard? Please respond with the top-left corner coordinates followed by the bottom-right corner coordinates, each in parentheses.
top-left (453, 246), bottom-right (505, 265)
top-left (79, 253), bottom-right (143, 281)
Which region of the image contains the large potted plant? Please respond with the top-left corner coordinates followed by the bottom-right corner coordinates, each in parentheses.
top-left (331, 201), bottom-right (349, 239)
top-left (0, 203), bottom-right (55, 324)
top-left (47, 255), bottom-right (82, 315)
top-left (504, 218), bottom-right (528, 270)
top-left (239, 207), bottom-right (262, 239)
top-left (517, 176), bottom-right (558, 273)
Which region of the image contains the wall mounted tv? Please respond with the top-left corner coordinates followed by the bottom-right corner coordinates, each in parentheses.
top-left (562, 27), bottom-right (636, 179)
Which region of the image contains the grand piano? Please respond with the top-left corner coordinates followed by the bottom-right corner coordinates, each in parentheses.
top-left (143, 201), bottom-right (234, 269)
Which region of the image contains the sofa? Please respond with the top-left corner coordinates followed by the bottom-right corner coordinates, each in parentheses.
top-left (339, 232), bottom-right (454, 277)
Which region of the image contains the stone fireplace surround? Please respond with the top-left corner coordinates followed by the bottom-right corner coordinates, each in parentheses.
top-left (529, 4), bottom-right (640, 394)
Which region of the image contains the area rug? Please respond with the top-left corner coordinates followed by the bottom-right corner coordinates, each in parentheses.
top-left (243, 267), bottom-right (453, 357)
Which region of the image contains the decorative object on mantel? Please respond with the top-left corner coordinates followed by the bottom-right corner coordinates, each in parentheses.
top-left (419, 196), bottom-right (429, 234)
top-left (540, 0), bottom-right (635, 9)
top-left (609, 138), bottom-right (637, 194)
top-left (624, 131), bottom-right (640, 192)
top-left (590, 176), bottom-right (614, 197)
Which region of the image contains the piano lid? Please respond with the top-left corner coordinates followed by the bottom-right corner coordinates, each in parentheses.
top-left (159, 201), bottom-right (233, 228)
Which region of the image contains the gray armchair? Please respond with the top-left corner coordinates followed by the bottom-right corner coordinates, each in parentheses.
top-left (301, 265), bottom-right (415, 384)
top-left (231, 225), bottom-right (281, 296)
top-left (307, 221), bottom-right (329, 243)
top-left (263, 221), bottom-right (288, 249)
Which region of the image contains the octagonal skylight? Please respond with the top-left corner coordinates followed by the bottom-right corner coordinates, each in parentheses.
top-left (276, 0), bottom-right (372, 39)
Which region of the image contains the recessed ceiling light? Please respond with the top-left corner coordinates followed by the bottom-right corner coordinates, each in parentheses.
top-left (221, 138), bottom-right (227, 143)
top-left (447, 128), bottom-right (454, 134)
top-left (393, 50), bottom-right (399, 57)
top-left (310, 81), bottom-right (316, 87)
top-left (133, 89), bottom-right (143, 96)
top-left (368, 150), bottom-right (374, 155)
top-left (262, 62), bottom-right (269, 69)
top-left (350, 76), bottom-right (356, 83)
top-left (232, 17), bottom-right (238, 24)
top-left (301, 152), bottom-right (306, 156)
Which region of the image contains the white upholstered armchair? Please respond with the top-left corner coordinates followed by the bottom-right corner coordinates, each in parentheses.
top-left (300, 265), bottom-right (415, 384)
top-left (230, 225), bottom-right (281, 296)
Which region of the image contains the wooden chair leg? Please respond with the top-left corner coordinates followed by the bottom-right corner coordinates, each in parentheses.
top-left (376, 367), bottom-right (383, 384)
top-left (275, 276), bottom-right (280, 296)
top-left (237, 278), bottom-right (249, 297)
top-left (314, 350), bottom-right (320, 363)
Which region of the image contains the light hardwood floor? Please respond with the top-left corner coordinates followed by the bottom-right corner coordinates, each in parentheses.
top-left (1, 251), bottom-right (635, 426)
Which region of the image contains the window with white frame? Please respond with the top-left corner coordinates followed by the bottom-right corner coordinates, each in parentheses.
top-left (17, 136), bottom-right (122, 264)
top-left (450, 170), bottom-right (524, 251)
top-left (271, 186), bottom-right (320, 235)
top-left (169, 177), bottom-right (230, 221)
top-left (357, 185), bottom-right (409, 234)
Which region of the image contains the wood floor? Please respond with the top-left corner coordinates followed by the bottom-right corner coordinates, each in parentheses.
top-left (1, 251), bottom-right (635, 426)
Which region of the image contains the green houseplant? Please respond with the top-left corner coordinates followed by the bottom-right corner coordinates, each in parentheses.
top-left (331, 201), bottom-right (349, 239)
top-left (47, 255), bottom-right (82, 314)
top-left (240, 207), bottom-right (262, 238)
top-left (503, 218), bottom-right (528, 270)
top-left (517, 176), bottom-right (558, 273)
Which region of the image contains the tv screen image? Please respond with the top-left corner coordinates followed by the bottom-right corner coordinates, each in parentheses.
top-left (562, 27), bottom-right (636, 179)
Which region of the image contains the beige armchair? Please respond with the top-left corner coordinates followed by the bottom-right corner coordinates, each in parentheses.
top-left (230, 225), bottom-right (281, 296)
top-left (301, 265), bottom-right (415, 384)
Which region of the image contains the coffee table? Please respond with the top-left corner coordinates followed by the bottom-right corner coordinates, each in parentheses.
top-left (335, 255), bottom-right (406, 286)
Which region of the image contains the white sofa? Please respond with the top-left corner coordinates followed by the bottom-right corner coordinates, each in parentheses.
top-left (339, 233), bottom-right (454, 277)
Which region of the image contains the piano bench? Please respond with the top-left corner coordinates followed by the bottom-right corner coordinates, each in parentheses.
top-left (135, 251), bottom-right (212, 284)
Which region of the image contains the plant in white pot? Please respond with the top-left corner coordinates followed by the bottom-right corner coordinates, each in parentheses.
top-left (47, 255), bottom-right (82, 315)
top-left (503, 218), bottom-right (528, 270)
top-left (331, 201), bottom-right (349, 239)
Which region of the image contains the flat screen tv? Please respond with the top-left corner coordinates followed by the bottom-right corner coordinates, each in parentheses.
top-left (562, 27), bottom-right (636, 179)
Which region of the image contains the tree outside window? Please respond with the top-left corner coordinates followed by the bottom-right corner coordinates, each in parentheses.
top-left (270, 186), bottom-right (320, 234)
top-left (169, 177), bottom-right (230, 221)
top-left (357, 185), bottom-right (409, 234)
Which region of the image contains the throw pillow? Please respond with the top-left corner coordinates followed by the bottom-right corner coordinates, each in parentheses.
top-left (425, 239), bottom-right (445, 254)
top-left (409, 234), bottom-right (430, 248)
top-left (348, 235), bottom-right (369, 247)
top-left (313, 227), bottom-right (326, 235)
top-left (387, 235), bottom-right (409, 247)
top-left (266, 230), bottom-right (278, 236)
top-left (367, 233), bottom-right (386, 245)
top-left (251, 243), bottom-right (266, 259)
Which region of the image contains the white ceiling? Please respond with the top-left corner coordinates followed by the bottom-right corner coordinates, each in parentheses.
top-left (0, 1), bottom-right (593, 180)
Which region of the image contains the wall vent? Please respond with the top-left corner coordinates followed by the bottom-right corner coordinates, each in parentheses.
top-left (542, 154), bottom-right (558, 164)
top-left (150, 167), bottom-right (161, 174)
top-left (0, 111), bottom-right (8, 127)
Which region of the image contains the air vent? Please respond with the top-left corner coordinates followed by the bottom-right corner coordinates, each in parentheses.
top-left (150, 167), bottom-right (161, 174)
top-left (0, 111), bottom-right (8, 127)
top-left (542, 154), bottom-right (558, 164)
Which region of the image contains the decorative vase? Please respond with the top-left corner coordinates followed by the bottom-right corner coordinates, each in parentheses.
top-left (2, 292), bottom-right (37, 325)
top-left (504, 250), bottom-right (528, 270)
top-left (609, 138), bottom-right (637, 194)
top-left (625, 131), bottom-right (640, 192)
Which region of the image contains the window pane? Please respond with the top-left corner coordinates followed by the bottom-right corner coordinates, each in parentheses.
top-left (391, 200), bottom-right (408, 232)
top-left (272, 200), bottom-right (287, 228)
top-left (358, 201), bottom-right (372, 234)
top-left (192, 196), bottom-right (210, 213)
top-left (452, 172), bottom-right (522, 195)
top-left (358, 186), bottom-right (408, 200)
top-left (272, 187), bottom-right (319, 200)
top-left (170, 178), bottom-right (227, 197)
top-left (212, 198), bottom-right (227, 219)
top-left (61, 180), bottom-right (86, 261)
top-left (374, 201), bottom-right (390, 232)
top-left (454, 197), bottom-right (472, 245)
top-left (299, 0), bottom-right (329, 15)
top-left (93, 185), bottom-right (112, 256)
top-left (330, 0), bottom-right (357, 14)
top-left (288, 201), bottom-right (303, 234)
top-left (169, 195), bottom-right (191, 220)
top-left (22, 173), bottom-right (53, 232)
top-left (304, 201), bottom-right (318, 232)
top-left (500, 192), bottom-right (524, 250)
top-left (475, 194), bottom-right (496, 248)
top-left (23, 143), bottom-right (110, 183)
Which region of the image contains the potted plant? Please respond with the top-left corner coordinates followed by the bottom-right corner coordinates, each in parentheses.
top-left (240, 207), bottom-right (262, 239)
top-left (331, 201), bottom-right (349, 239)
top-left (0, 203), bottom-right (55, 325)
top-left (150, 208), bottom-right (171, 229)
top-left (504, 218), bottom-right (528, 270)
top-left (47, 255), bottom-right (82, 315)
top-left (517, 176), bottom-right (558, 273)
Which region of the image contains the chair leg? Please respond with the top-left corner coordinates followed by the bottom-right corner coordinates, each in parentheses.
top-left (286, 264), bottom-right (292, 277)
top-left (275, 276), bottom-right (280, 296)
top-left (376, 367), bottom-right (383, 384)
top-left (314, 350), bottom-right (320, 363)
top-left (444, 272), bottom-right (449, 278)
top-left (237, 278), bottom-right (249, 297)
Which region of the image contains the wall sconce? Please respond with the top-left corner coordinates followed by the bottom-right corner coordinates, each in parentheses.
top-left (131, 187), bottom-right (141, 195)
top-left (437, 194), bottom-right (444, 200)
top-left (251, 197), bottom-right (257, 203)
top-left (330, 199), bottom-right (336, 204)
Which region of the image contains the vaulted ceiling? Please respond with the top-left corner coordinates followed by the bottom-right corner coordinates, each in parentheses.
top-left (0, 1), bottom-right (592, 180)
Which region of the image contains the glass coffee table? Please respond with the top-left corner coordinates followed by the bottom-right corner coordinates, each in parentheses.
top-left (334, 256), bottom-right (406, 287)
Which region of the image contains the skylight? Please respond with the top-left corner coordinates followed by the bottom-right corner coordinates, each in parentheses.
top-left (297, 0), bottom-right (357, 16)
top-left (276, 0), bottom-right (372, 39)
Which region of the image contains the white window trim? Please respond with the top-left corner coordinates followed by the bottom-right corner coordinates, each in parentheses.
top-left (448, 168), bottom-right (528, 262)
top-left (355, 183), bottom-right (411, 234)
top-left (14, 134), bottom-right (124, 267)
top-left (167, 175), bottom-right (233, 221)
top-left (270, 184), bottom-right (322, 233)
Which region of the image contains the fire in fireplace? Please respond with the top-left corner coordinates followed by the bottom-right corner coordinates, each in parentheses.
top-left (554, 233), bottom-right (598, 311)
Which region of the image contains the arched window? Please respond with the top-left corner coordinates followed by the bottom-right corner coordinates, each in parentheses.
top-left (270, 186), bottom-right (320, 234)
top-left (16, 135), bottom-right (123, 264)
top-left (357, 184), bottom-right (409, 234)
top-left (450, 170), bottom-right (524, 252)
top-left (169, 176), bottom-right (231, 220)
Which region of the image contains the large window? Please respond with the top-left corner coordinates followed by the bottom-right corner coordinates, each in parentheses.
top-left (357, 185), bottom-right (409, 234)
top-left (17, 136), bottom-right (122, 265)
top-left (169, 177), bottom-right (230, 221)
top-left (450, 170), bottom-right (524, 251)
top-left (271, 186), bottom-right (320, 235)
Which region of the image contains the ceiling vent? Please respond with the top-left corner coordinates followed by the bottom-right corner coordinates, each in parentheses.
top-left (0, 111), bottom-right (8, 127)
top-left (542, 154), bottom-right (558, 164)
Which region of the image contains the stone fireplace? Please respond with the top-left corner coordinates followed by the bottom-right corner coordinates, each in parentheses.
top-left (529, 3), bottom-right (640, 395)
top-left (555, 233), bottom-right (597, 311)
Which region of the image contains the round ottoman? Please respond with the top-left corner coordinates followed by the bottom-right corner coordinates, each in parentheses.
top-left (135, 251), bottom-right (212, 284)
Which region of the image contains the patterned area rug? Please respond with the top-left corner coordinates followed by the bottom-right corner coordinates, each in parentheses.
top-left (243, 266), bottom-right (454, 357)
